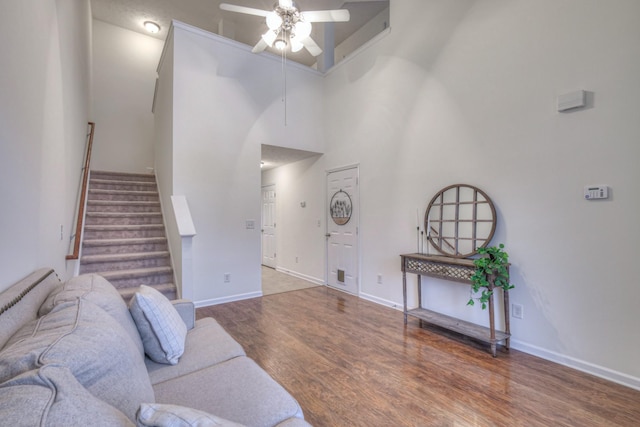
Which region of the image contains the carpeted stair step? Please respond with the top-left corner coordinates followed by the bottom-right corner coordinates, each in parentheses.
top-left (82, 237), bottom-right (168, 255)
top-left (88, 188), bottom-right (159, 202)
top-left (89, 178), bottom-right (157, 192)
top-left (79, 251), bottom-right (171, 274)
top-left (86, 200), bottom-right (161, 213)
top-left (118, 283), bottom-right (177, 303)
top-left (83, 224), bottom-right (166, 240)
top-left (85, 212), bottom-right (163, 226)
top-left (91, 170), bottom-right (156, 183)
top-left (98, 267), bottom-right (174, 289)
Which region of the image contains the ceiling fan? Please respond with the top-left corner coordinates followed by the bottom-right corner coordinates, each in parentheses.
top-left (220, 1), bottom-right (350, 57)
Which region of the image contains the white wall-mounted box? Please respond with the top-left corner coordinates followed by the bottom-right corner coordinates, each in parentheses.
top-left (558, 90), bottom-right (586, 112)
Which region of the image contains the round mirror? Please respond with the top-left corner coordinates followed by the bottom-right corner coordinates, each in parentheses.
top-left (425, 184), bottom-right (496, 258)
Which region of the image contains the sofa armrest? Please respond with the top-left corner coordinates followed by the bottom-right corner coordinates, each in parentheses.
top-left (171, 299), bottom-right (195, 330)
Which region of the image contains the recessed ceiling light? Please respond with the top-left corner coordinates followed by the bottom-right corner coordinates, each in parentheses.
top-left (144, 21), bottom-right (160, 34)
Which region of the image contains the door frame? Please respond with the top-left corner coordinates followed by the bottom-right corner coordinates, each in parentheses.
top-left (325, 164), bottom-right (360, 295)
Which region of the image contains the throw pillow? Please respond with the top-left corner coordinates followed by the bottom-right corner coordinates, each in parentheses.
top-left (129, 285), bottom-right (187, 365)
top-left (0, 365), bottom-right (135, 427)
top-left (137, 403), bottom-right (245, 427)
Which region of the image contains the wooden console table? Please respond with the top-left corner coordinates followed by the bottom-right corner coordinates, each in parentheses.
top-left (401, 253), bottom-right (510, 357)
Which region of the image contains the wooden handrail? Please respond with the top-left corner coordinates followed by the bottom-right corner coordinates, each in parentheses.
top-left (66, 122), bottom-right (95, 260)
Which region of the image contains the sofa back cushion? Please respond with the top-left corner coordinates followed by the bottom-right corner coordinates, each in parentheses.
top-left (39, 273), bottom-right (145, 357)
top-left (0, 298), bottom-right (155, 421)
top-left (0, 268), bottom-right (60, 350)
top-left (0, 365), bottom-right (135, 426)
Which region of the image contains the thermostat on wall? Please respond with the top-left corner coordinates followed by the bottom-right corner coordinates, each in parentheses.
top-left (584, 185), bottom-right (608, 200)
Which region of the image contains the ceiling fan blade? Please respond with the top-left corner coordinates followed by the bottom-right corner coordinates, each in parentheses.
top-left (251, 38), bottom-right (269, 54)
top-left (220, 3), bottom-right (270, 18)
top-left (302, 37), bottom-right (323, 57)
top-left (301, 9), bottom-right (350, 23)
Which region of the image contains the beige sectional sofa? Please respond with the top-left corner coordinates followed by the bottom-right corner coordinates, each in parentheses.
top-left (0, 268), bottom-right (311, 426)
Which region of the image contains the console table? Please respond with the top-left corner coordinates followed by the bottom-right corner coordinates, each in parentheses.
top-left (401, 253), bottom-right (510, 357)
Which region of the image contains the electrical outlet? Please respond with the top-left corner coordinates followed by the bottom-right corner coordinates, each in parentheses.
top-left (512, 303), bottom-right (523, 319)
top-left (223, 273), bottom-right (231, 283)
top-left (377, 274), bottom-right (382, 284)
top-left (295, 256), bottom-right (299, 263)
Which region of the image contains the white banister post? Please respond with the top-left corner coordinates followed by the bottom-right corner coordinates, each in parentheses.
top-left (171, 195), bottom-right (197, 300)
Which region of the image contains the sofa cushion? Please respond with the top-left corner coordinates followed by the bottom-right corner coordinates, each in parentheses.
top-left (153, 357), bottom-right (304, 427)
top-left (0, 365), bottom-right (135, 426)
top-left (137, 403), bottom-right (245, 427)
top-left (146, 317), bottom-right (246, 385)
top-left (38, 273), bottom-right (145, 357)
top-left (0, 298), bottom-right (155, 421)
top-left (130, 285), bottom-right (187, 365)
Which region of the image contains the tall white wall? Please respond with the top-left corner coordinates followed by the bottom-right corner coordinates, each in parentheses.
top-left (91, 20), bottom-right (163, 174)
top-left (0, 0), bottom-right (92, 289)
top-left (158, 22), bottom-right (324, 304)
top-left (320, 0), bottom-right (640, 388)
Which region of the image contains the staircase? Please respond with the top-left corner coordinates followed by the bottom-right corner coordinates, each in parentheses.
top-left (79, 171), bottom-right (177, 301)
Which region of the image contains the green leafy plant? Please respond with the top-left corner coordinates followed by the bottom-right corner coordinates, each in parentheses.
top-left (468, 244), bottom-right (514, 309)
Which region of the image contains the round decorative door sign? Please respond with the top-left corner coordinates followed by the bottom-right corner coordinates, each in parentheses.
top-left (330, 189), bottom-right (352, 225)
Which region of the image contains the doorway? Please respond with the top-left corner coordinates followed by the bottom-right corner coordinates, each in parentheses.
top-left (326, 166), bottom-right (359, 295)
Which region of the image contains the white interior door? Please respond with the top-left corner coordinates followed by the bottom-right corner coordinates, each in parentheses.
top-left (261, 185), bottom-right (276, 268)
top-left (326, 167), bottom-right (359, 295)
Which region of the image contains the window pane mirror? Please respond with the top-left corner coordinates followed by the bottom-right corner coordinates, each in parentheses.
top-left (425, 184), bottom-right (496, 258)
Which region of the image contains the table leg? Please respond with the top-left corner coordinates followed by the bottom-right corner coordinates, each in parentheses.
top-left (402, 271), bottom-right (407, 324)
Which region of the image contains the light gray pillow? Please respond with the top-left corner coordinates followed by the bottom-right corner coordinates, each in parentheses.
top-left (129, 285), bottom-right (187, 365)
top-left (137, 403), bottom-right (245, 427)
top-left (0, 365), bottom-right (135, 426)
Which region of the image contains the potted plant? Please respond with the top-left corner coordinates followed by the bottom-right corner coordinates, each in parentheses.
top-left (467, 244), bottom-right (514, 309)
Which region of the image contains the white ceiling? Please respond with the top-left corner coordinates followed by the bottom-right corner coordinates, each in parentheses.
top-left (91, 0), bottom-right (389, 67)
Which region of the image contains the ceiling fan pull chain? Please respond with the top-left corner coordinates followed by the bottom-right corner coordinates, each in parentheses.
top-left (282, 28), bottom-right (288, 126)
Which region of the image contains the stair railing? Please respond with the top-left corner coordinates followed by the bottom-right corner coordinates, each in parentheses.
top-left (66, 122), bottom-right (95, 260)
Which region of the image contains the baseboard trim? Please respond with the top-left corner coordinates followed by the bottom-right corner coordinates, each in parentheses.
top-left (274, 267), bottom-right (324, 286)
top-left (194, 291), bottom-right (262, 308)
top-left (359, 292), bottom-right (403, 311)
top-left (510, 339), bottom-right (640, 391)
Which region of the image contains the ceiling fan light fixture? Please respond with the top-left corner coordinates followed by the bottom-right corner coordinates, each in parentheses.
top-left (293, 20), bottom-right (312, 40)
top-left (291, 39), bottom-right (304, 52)
top-left (143, 21), bottom-right (160, 34)
top-left (279, 0), bottom-right (294, 9)
top-left (266, 11), bottom-right (283, 30)
top-left (262, 30), bottom-right (278, 47)
top-left (274, 38), bottom-right (287, 50)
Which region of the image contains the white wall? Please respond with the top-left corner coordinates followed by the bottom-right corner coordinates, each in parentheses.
top-left (157, 22), bottom-right (325, 304)
top-left (319, 0), bottom-right (640, 388)
top-left (261, 155), bottom-right (325, 282)
top-left (0, 0), bottom-right (92, 290)
top-left (91, 20), bottom-right (163, 174)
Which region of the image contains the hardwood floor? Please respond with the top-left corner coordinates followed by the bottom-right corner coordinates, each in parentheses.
top-left (197, 286), bottom-right (640, 427)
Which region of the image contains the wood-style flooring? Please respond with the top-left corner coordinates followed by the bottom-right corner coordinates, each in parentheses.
top-left (196, 286), bottom-right (640, 427)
